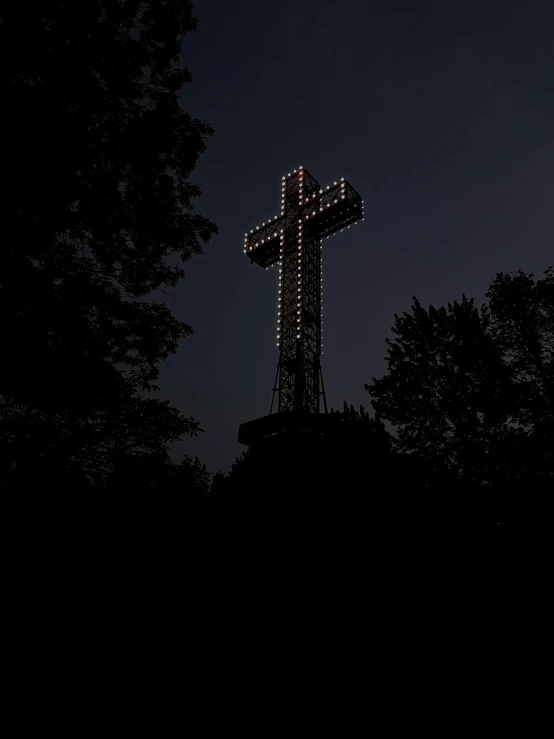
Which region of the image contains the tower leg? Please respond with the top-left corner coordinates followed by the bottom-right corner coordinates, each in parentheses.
top-left (319, 360), bottom-right (328, 414)
top-left (270, 361), bottom-right (280, 415)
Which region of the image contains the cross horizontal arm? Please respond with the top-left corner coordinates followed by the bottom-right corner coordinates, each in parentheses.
top-left (301, 180), bottom-right (364, 240)
top-left (243, 214), bottom-right (286, 268)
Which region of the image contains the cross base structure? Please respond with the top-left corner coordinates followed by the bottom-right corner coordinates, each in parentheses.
top-left (237, 410), bottom-right (335, 446)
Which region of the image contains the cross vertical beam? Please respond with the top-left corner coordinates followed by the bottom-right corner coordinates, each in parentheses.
top-left (278, 226), bottom-right (322, 413)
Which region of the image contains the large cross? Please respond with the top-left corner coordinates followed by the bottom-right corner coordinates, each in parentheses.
top-left (243, 165), bottom-right (363, 415)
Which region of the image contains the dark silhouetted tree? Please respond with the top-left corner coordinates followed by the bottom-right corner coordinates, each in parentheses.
top-left (484, 266), bottom-right (554, 491)
top-left (366, 268), bottom-right (554, 506)
top-left (328, 401), bottom-right (389, 449)
top-left (366, 294), bottom-right (516, 490)
top-left (208, 399), bottom-right (429, 535)
top-left (1, 2), bottom-right (217, 500)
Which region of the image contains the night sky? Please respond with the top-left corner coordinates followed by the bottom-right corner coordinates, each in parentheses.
top-left (159, 0), bottom-right (554, 474)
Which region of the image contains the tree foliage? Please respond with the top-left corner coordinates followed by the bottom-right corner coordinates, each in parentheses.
top-left (366, 267), bottom-right (554, 493)
top-left (485, 267), bottom-right (554, 429)
top-left (206, 400), bottom-right (425, 531)
top-left (328, 401), bottom-right (388, 444)
top-left (485, 266), bottom-right (554, 488)
top-left (1, 2), bottom-right (217, 492)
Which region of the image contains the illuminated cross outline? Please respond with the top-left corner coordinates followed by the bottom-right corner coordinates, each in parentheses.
top-left (243, 166), bottom-right (363, 415)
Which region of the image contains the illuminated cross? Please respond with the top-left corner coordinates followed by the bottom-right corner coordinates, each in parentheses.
top-left (243, 166), bottom-right (363, 415)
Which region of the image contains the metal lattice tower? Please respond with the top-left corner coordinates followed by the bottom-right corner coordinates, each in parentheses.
top-left (242, 165), bottom-right (364, 423)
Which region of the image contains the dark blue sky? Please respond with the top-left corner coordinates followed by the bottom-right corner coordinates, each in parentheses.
top-left (159, 0), bottom-right (554, 473)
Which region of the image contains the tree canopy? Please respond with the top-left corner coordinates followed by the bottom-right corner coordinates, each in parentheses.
top-left (366, 266), bottom-right (554, 502)
top-left (1, 1), bottom-right (217, 497)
